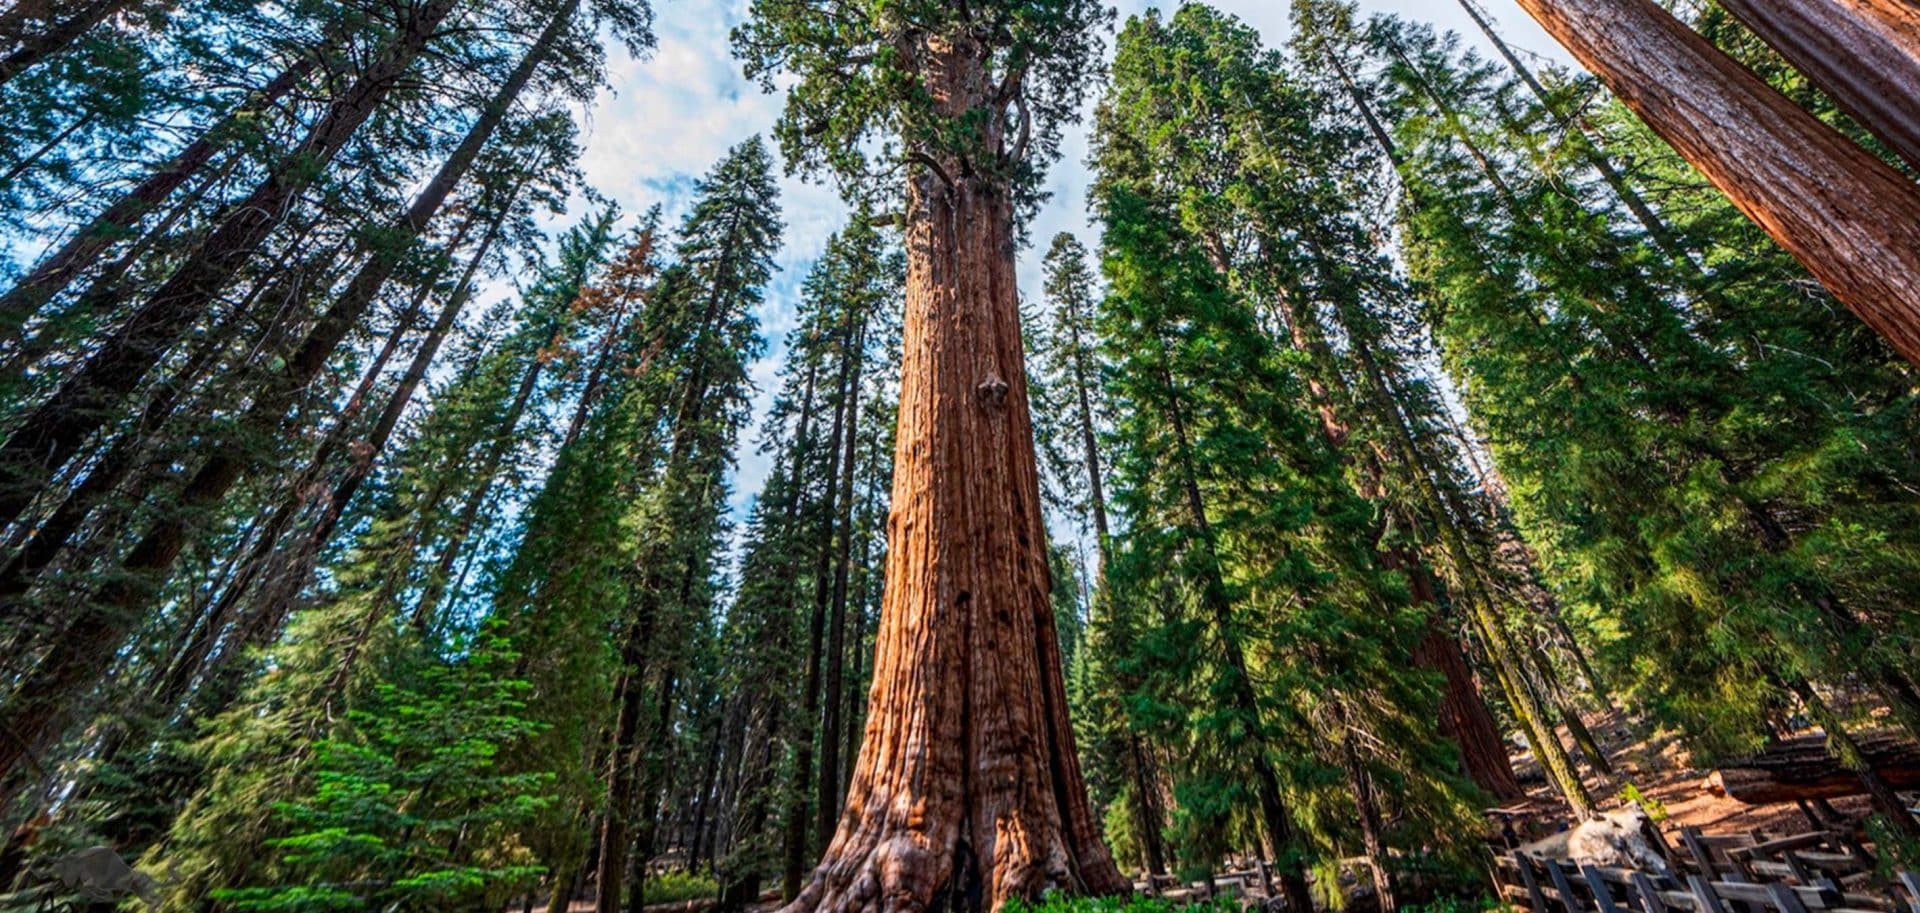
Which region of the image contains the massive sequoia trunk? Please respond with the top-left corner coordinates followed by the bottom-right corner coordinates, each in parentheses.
top-left (1712, 0), bottom-right (1920, 173)
top-left (781, 36), bottom-right (1126, 913)
top-left (1509, 0), bottom-right (1920, 369)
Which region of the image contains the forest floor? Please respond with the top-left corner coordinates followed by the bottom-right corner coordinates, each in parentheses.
top-left (1503, 707), bottom-right (1873, 839)
top-left (530, 709), bottom-right (1880, 913)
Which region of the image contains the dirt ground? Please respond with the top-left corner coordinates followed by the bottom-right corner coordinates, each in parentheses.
top-left (1501, 708), bottom-right (1876, 841)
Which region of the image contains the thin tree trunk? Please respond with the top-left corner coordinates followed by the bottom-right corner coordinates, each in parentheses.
top-left (1, 107), bottom-right (95, 185)
top-left (1512, 0), bottom-right (1920, 368)
top-left (409, 331), bottom-right (550, 632)
top-left (1156, 345), bottom-right (1315, 913)
top-left (0, 0), bottom-right (463, 531)
top-left (0, 8), bottom-right (578, 790)
top-left (0, 53), bottom-right (314, 335)
top-left (189, 209), bottom-right (503, 716)
top-left (1453, 0), bottom-right (1686, 256)
top-left (815, 315), bottom-right (866, 852)
top-left (1061, 271), bottom-right (1168, 878)
top-left (1339, 723), bottom-right (1396, 913)
top-left (153, 212), bottom-right (497, 716)
top-left (782, 307), bottom-right (855, 898)
top-left (780, 36), bottom-right (1126, 912)
top-left (628, 665), bottom-right (683, 912)
top-left (0, 0), bottom-right (130, 88)
top-left (599, 655), bottom-right (652, 913)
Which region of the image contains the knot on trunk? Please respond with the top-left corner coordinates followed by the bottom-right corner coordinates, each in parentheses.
top-left (975, 373), bottom-right (1009, 409)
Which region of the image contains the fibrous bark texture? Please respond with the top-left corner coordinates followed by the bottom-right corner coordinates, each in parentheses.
top-left (781, 110), bottom-right (1126, 913)
top-left (1512, 0), bottom-right (1920, 368)
top-left (1714, 0), bottom-right (1920, 173)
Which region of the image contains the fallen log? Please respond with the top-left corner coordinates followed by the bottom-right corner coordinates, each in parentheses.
top-left (1705, 731), bottom-right (1920, 804)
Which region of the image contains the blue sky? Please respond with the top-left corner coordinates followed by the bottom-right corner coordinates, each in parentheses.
top-left (568, 0), bottom-right (1580, 529)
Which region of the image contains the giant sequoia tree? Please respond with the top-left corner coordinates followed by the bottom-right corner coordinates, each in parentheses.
top-left (734, 0), bottom-right (1128, 908)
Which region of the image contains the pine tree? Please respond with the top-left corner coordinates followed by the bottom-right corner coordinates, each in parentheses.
top-left (594, 137), bottom-right (781, 913)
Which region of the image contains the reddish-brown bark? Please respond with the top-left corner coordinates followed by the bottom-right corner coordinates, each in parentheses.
top-left (782, 33), bottom-right (1126, 913)
top-left (1713, 0), bottom-right (1920, 173)
top-left (1410, 607), bottom-right (1525, 801)
top-left (1511, 0), bottom-right (1920, 369)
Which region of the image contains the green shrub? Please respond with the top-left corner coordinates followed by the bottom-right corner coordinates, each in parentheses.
top-left (641, 870), bottom-right (720, 905)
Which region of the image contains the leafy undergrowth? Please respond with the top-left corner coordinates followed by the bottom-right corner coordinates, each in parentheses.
top-left (641, 870), bottom-right (720, 905)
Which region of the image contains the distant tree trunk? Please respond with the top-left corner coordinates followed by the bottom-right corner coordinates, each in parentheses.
top-left (0, 0), bottom-right (464, 532)
top-left (815, 316), bottom-right (866, 851)
top-left (1275, 249), bottom-right (1527, 807)
top-left (782, 306), bottom-right (856, 898)
top-left (629, 662), bottom-right (683, 912)
top-left (156, 210), bottom-right (502, 717)
top-left (1059, 252), bottom-right (1167, 878)
top-left (1338, 722), bottom-right (1396, 913)
top-left (1156, 345), bottom-right (1315, 913)
top-left (0, 0), bottom-right (130, 88)
top-left (1407, 576), bottom-right (1526, 801)
top-left (409, 328), bottom-right (551, 632)
top-left (0, 7), bottom-right (574, 790)
top-left (1467, 596), bottom-right (1597, 819)
top-left (779, 36), bottom-right (1127, 913)
top-left (1512, 0), bottom-right (1920, 369)
top-left (1712, 0), bottom-right (1920, 173)
top-left (600, 663), bottom-right (653, 913)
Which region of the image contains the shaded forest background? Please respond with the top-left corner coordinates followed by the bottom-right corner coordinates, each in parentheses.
top-left (0, 0), bottom-right (1918, 909)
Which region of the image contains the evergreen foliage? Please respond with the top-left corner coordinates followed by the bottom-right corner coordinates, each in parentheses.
top-left (5, 0), bottom-right (1920, 905)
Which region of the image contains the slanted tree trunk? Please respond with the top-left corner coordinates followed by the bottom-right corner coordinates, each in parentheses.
top-left (1511, 0), bottom-right (1920, 368)
top-left (780, 37), bottom-right (1126, 913)
top-left (1712, 0), bottom-right (1920, 173)
top-left (158, 207), bottom-right (505, 719)
top-left (1780, 679), bottom-right (1920, 837)
top-left (1452, 0), bottom-right (1686, 257)
top-left (0, 0), bottom-right (131, 88)
top-left (0, 53), bottom-right (315, 337)
top-left (0, 8), bottom-right (573, 792)
top-left (1408, 584), bottom-right (1526, 801)
top-left (0, 0), bottom-right (463, 532)
top-left (1339, 724), bottom-right (1396, 913)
